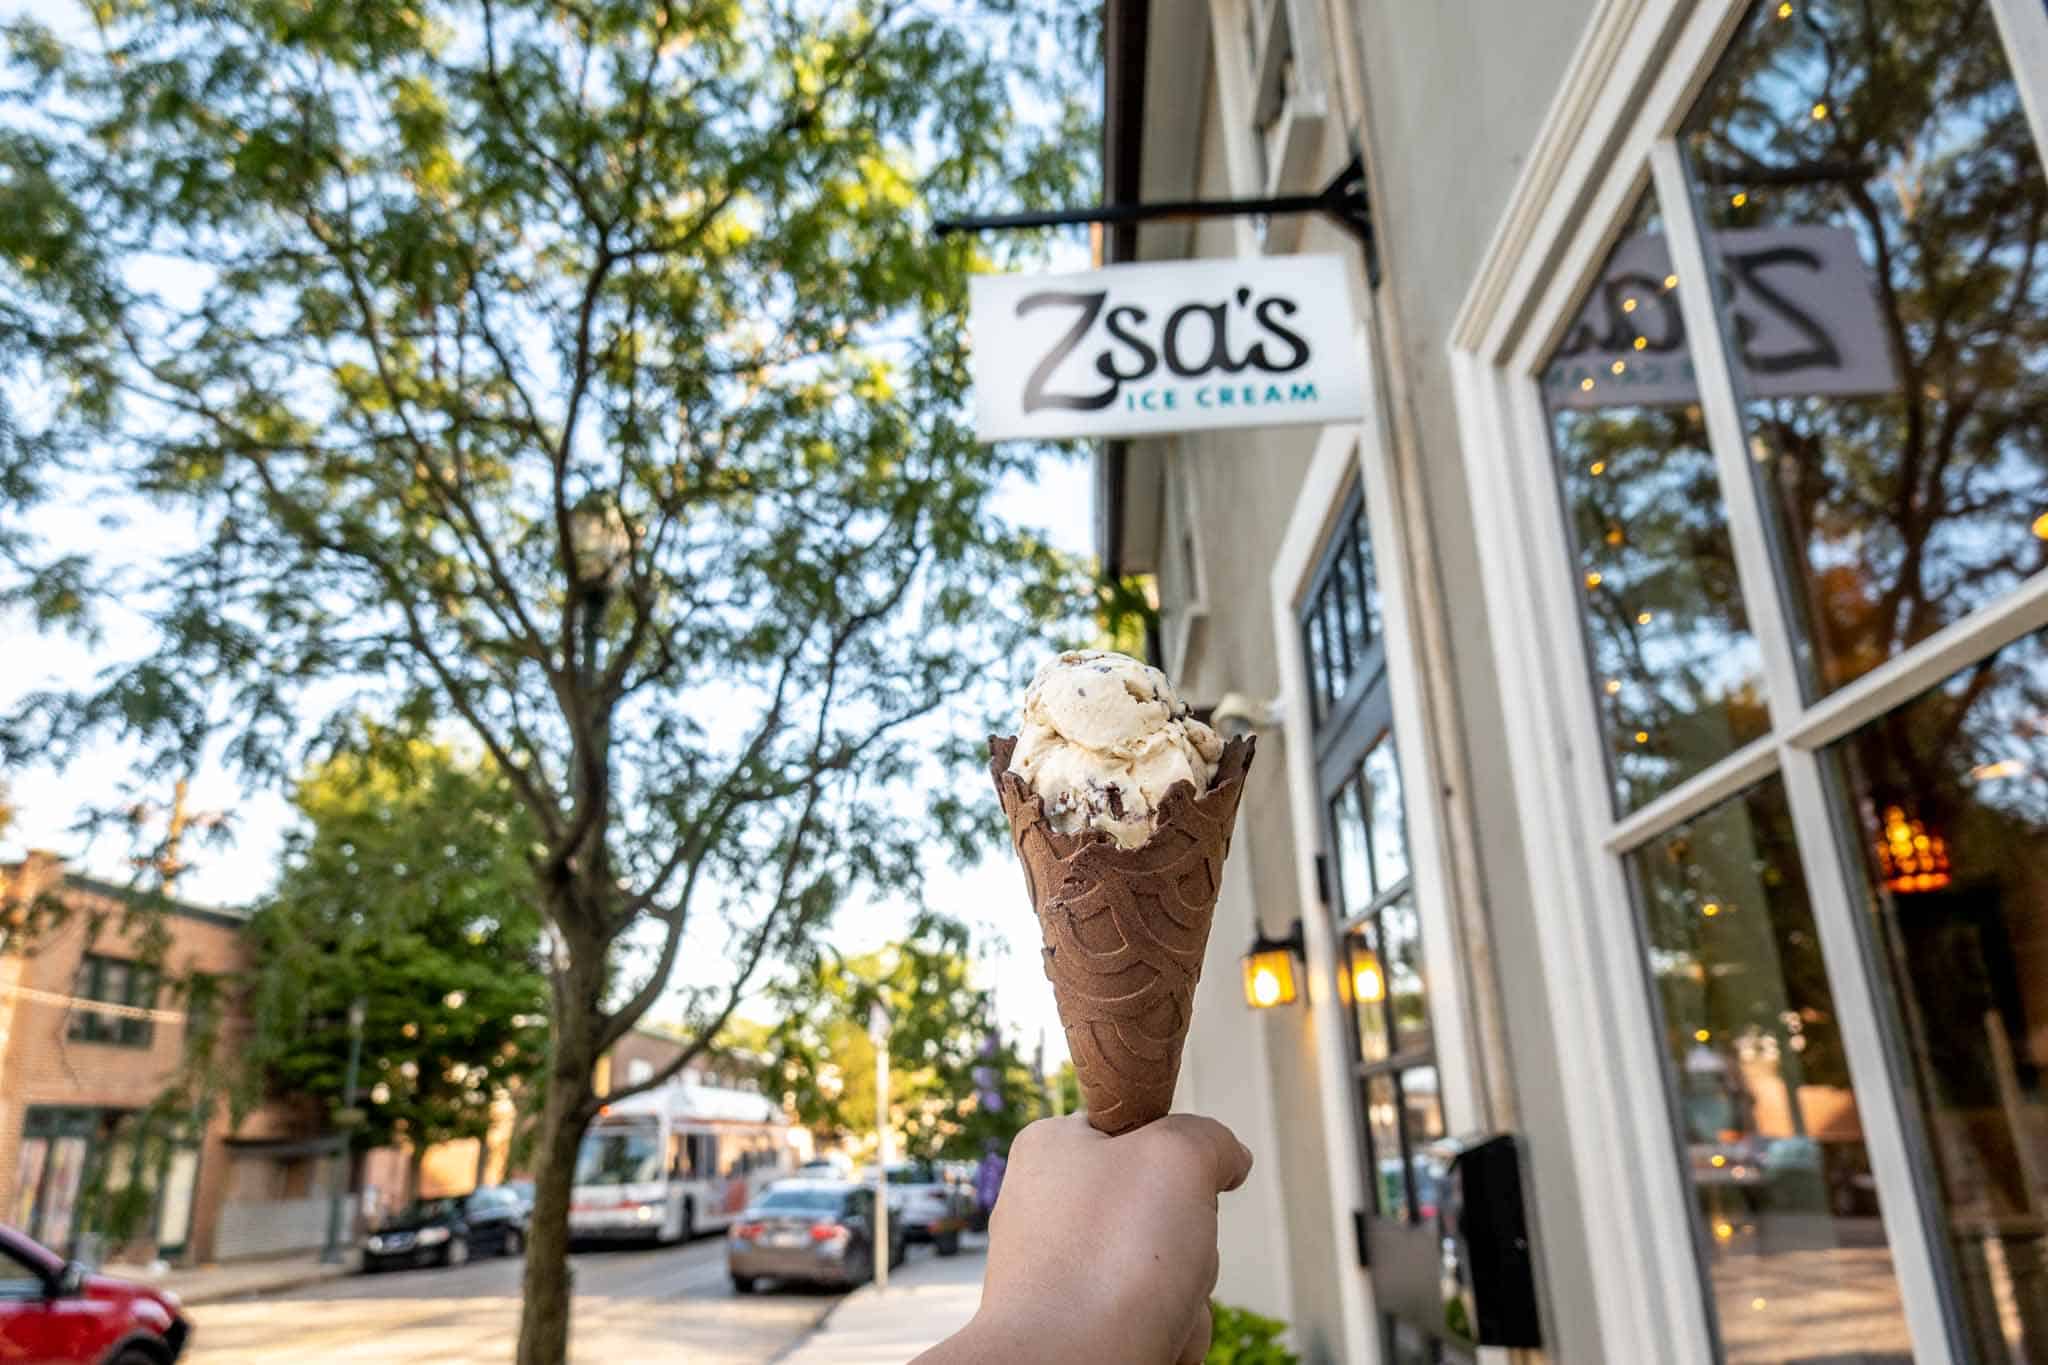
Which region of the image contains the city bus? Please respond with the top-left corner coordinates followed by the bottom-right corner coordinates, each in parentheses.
top-left (568, 1082), bottom-right (798, 1243)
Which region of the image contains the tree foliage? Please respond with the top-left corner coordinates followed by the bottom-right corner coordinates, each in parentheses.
top-left (0, 1), bottom-right (1092, 1356)
top-left (237, 726), bottom-right (549, 1171)
top-left (764, 914), bottom-right (1042, 1161)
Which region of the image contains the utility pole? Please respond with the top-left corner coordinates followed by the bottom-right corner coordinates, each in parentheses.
top-left (868, 1001), bottom-right (891, 1291)
top-left (322, 998), bottom-right (368, 1264)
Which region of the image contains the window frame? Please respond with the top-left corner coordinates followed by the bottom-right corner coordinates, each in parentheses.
top-left (1208, 0), bottom-right (1329, 251)
top-left (67, 954), bottom-right (158, 1049)
top-left (1270, 380), bottom-right (1489, 1360)
top-left (1447, 0), bottom-right (2048, 1360)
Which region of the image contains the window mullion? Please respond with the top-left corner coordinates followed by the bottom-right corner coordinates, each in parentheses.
top-left (1657, 136), bottom-right (1962, 1365)
top-left (1986, 0), bottom-right (2048, 166)
top-left (1648, 141), bottom-right (1809, 720)
top-left (1776, 746), bottom-right (1963, 1365)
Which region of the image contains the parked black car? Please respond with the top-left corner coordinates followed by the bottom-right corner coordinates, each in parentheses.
top-left (362, 1186), bottom-right (528, 1272)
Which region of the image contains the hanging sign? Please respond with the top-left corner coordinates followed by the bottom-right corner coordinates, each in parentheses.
top-left (970, 254), bottom-right (1366, 442)
top-left (1544, 225), bottom-right (1898, 409)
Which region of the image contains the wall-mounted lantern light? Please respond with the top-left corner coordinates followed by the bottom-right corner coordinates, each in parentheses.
top-left (1242, 919), bottom-right (1307, 1010)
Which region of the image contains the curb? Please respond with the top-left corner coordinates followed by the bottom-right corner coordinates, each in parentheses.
top-left (165, 1262), bottom-right (355, 1307)
top-left (765, 1288), bottom-right (863, 1365)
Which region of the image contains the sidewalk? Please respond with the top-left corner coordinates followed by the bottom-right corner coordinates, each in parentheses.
top-left (776, 1239), bottom-right (987, 1365)
top-left (99, 1252), bottom-right (355, 1306)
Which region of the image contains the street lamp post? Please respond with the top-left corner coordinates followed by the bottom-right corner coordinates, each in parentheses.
top-left (321, 998), bottom-right (367, 1264)
top-left (868, 1001), bottom-right (890, 1291)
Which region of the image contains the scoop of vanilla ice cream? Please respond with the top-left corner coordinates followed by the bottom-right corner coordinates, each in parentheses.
top-left (1008, 650), bottom-right (1224, 848)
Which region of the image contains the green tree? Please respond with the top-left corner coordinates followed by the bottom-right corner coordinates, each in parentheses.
top-left (0, 2), bottom-right (1091, 1357)
top-left (766, 915), bottom-right (1041, 1161)
top-left (238, 726), bottom-right (549, 1198)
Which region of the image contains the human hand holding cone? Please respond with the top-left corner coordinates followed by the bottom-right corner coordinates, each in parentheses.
top-left (989, 652), bottom-right (1256, 1135)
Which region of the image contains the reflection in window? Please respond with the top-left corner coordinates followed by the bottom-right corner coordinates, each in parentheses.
top-left (1686, 0), bottom-right (2048, 695)
top-left (1544, 193), bottom-right (1771, 813)
top-left (1303, 495), bottom-right (1382, 724)
top-left (1346, 924), bottom-right (1390, 1063)
top-left (1834, 630), bottom-right (2048, 1363)
top-left (1333, 781), bottom-right (1372, 920)
top-left (1401, 1065), bottom-right (1446, 1218)
top-left (1378, 897), bottom-right (1428, 1053)
top-left (1365, 1074), bottom-right (1407, 1221)
top-left (1329, 729), bottom-right (1437, 1224)
top-left (1366, 741), bottom-right (1409, 890)
top-left (1633, 779), bottom-right (1913, 1363)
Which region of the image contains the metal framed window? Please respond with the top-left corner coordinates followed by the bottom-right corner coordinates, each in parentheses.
top-left (1451, 0), bottom-right (2048, 1360)
top-left (1301, 482), bottom-right (1449, 1347)
top-left (1302, 490), bottom-right (1384, 739)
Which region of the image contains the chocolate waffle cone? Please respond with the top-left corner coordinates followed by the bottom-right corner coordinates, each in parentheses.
top-left (988, 733), bottom-right (1256, 1135)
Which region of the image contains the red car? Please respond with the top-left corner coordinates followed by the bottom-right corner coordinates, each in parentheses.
top-left (0, 1225), bottom-right (188, 1364)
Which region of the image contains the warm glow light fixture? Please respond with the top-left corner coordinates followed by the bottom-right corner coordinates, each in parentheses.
top-left (1875, 804), bottom-right (1952, 893)
top-left (1352, 952), bottom-right (1386, 1005)
top-left (1242, 920), bottom-right (1306, 1010)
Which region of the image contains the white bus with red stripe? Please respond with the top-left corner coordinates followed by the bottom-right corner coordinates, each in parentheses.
top-left (568, 1083), bottom-right (797, 1243)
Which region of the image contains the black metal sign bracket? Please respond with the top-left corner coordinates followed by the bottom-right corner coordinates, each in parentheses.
top-left (934, 155), bottom-right (1380, 286)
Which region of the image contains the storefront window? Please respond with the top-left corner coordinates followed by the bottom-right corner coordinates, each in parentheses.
top-left (1632, 778), bottom-right (1914, 1362)
top-left (1303, 496), bottom-right (1381, 725)
top-left (1486, 0), bottom-right (2048, 1354)
top-left (1544, 193), bottom-right (1771, 813)
top-left (1684, 0), bottom-right (2048, 697)
top-left (1832, 629), bottom-right (2048, 1364)
top-left (1308, 484), bottom-right (1440, 1233)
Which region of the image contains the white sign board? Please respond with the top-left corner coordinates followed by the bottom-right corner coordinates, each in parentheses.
top-left (970, 255), bottom-right (1366, 442)
top-left (1544, 225), bottom-right (1897, 409)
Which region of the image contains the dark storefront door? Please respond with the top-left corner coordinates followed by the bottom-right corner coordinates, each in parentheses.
top-left (1300, 486), bottom-right (1467, 1362)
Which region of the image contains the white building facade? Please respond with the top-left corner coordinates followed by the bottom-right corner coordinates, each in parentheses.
top-left (1094, 1), bottom-right (2048, 1362)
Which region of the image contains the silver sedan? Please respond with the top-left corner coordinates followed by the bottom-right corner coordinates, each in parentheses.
top-left (726, 1179), bottom-right (906, 1293)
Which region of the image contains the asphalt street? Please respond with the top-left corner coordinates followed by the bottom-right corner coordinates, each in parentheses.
top-left (184, 1236), bottom-right (843, 1364)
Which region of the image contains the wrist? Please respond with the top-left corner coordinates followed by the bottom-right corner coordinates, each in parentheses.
top-left (927, 1292), bottom-right (1168, 1365)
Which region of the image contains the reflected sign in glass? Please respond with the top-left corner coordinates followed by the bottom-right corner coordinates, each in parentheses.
top-left (1544, 227), bottom-right (1898, 409)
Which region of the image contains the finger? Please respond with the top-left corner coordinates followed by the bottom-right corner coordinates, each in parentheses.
top-left (1152, 1114), bottom-right (1254, 1193)
top-left (1175, 1303), bottom-right (1214, 1365)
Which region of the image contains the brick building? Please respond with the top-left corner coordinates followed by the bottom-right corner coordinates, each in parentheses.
top-left (0, 852), bottom-right (315, 1266)
top-left (595, 1024), bottom-right (762, 1098)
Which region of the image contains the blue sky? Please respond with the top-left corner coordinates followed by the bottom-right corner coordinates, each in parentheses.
top-left (0, 0), bottom-right (1098, 1063)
